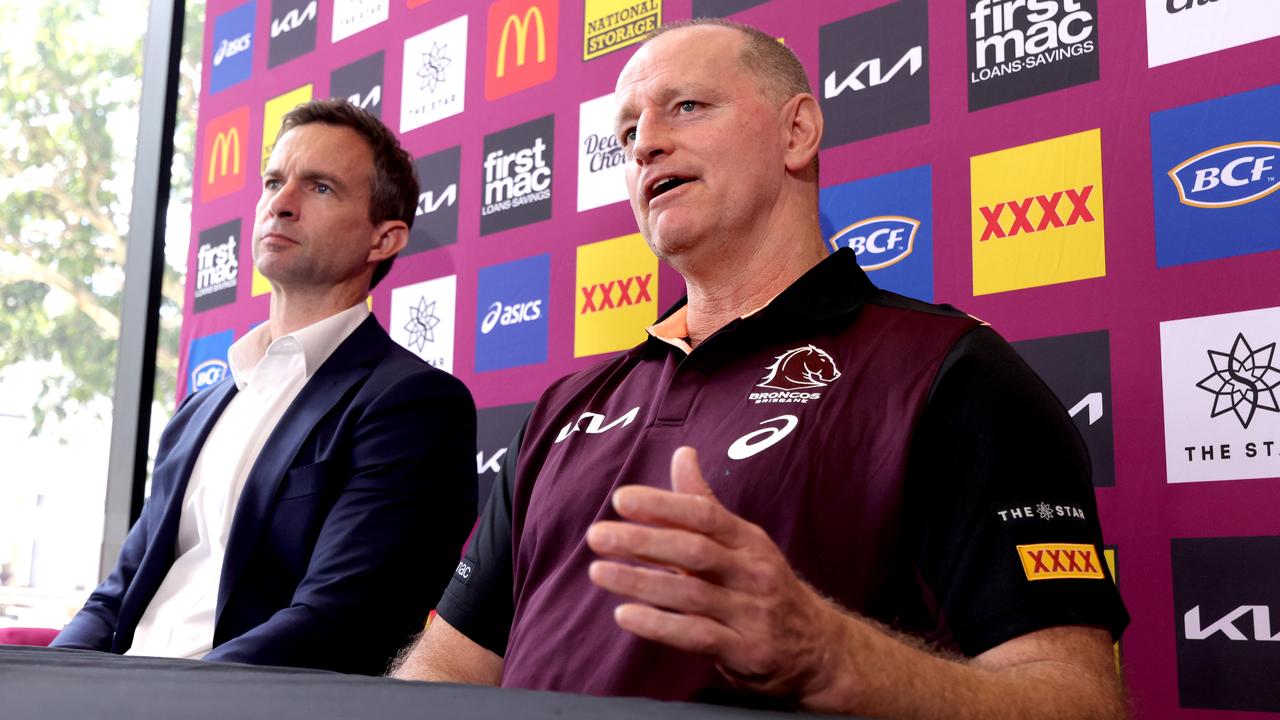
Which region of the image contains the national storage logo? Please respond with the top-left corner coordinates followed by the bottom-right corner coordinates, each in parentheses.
top-left (966, 0), bottom-right (1099, 112)
top-left (330, 52), bottom-right (385, 118)
top-left (200, 106), bottom-right (249, 203)
top-left (1152, 82), bottom-right (1280, 268)
top-left (970, 129), bottom-right (1106, 295)
top-left (185, 329), bottom-right (235, 398)
top-left (475, 254), bottom-right (550, 372)
top-left (406, 145), bottom-right (461, 255)
top-left (261, 84), bottom-right (314, 174)
top-left (819, 0), bottom-right (929, 148)
top-left (1160, 305), bottom-right (1280, 484)
top-left (575, 233), bottom-right (657, 357)
top-left (819, 165), bottom-right (933, 301)
top-left (209, 1), bottom-right (255, 95)
top-left (481, 114), bottom-right (554, 235)
top-left (486, 0), bottom-right (558, 101)
top-left (1172, 536), bottom-right (1280, 713)
top-left (268, 0), bottom-right (318, 68)
top-left (583, 0), bottom-right (661, 61)
top-left (193, 219), bottom-right (242, 313)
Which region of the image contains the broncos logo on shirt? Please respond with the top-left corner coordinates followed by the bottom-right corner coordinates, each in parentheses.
top-left (757, 345), bottom-right (842, 390)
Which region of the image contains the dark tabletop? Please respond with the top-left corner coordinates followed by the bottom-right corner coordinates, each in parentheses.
top-left (0, 645), bottom-right (856, 719)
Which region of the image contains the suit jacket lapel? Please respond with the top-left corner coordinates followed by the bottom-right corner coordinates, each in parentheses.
top-left (215, 316), bottom-right (389, 620)
top-left (116, 379), bottom-right (238, 644)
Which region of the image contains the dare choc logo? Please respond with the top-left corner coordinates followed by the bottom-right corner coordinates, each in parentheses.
top-left (578, 92), bottom-right (628, 212)
top-left (486, 0), bottom-right (558, 101)
top-left (330, 52), bottom-right (384, 118)
top-left (481, 115), bottom-right (554, 235)
top-left (575, 233), bottom-right (657, 357)
top-left (268, 0), bottom-right (318, 68)
top-left (185, 329), bottom-right (235, 398)
top-left (583, 0), bottom-right (661, 61)
top-left (1011, 330), bottom-right (1115, 487)
top-left (1152, 82), bottom-right (1280, 267)
top-left (970, 129), bottom-right (1106, 295)
top-left (1172, 536), bottom-right (1280, 713)
top-left (819, 0), bottom-right (929, 148)
top-left (406, 145), bottom-right (460, 255)
top-left (1160, 305), bottom-right (1280, 484)
top-left (966, 0), bottom-right (1099, 111)
top-left (476, 402), bottom-right (535, 514)
top-left (200, 106), bottom-right (249, 203)
top-left (819, 165), bottom-right (933, 301)
top-left (475, 254), bottom-right (549, 372)
top-left (193, 219), bottom-right (241, 313)
top-left (209, 1), bottom-right (255, 95)
top-left (1147, 0), bottom-right (1280, 68)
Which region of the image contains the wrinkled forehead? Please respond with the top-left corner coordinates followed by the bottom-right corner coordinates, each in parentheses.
top-left (614, 27), bottom-right (748, 117)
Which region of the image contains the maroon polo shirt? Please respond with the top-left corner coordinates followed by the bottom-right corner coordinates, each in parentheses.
top-left (438, 249), bottom-right (1128, 707)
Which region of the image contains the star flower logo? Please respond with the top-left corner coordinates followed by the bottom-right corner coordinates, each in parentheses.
top-left (403, 296), bottom-right (441, 352)
top-left (1195, 332), bottom-right (1280, 429)
top-left (418, 42), bottom-right (452, 92)
top-left (1036, 502), bottom-right (1055, 521)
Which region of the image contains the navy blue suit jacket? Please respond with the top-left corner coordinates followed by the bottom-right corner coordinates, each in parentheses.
top-left (52, 316), bottom-right (476, 675)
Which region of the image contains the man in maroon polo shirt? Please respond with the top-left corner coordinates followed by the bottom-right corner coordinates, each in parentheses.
top-left (392, 19), bottom-right (1129, 718)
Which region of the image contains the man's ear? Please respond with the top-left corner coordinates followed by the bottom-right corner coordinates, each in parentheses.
top-left (369, 220), bottom-right (409, 263)
top-left (782, 93), bottom-right (823, 174)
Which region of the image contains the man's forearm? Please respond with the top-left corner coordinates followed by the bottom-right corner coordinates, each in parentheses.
top-left (803, 608), bottom-right (1126, 720)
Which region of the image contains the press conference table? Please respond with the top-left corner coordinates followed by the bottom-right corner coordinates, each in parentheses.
top-left (0, 645), bottom-right (851, 719)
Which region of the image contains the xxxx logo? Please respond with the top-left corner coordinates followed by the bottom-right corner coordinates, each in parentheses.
top-left (580, 273), bottom-right (653, 314)
top-left (1016, 543), bottom-right (1104, 581)
top-left (979, 186), bottom-right (1096, 241)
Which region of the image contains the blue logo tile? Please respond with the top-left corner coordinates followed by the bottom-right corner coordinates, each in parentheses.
top-left (186, 329), bottom-right (235, 397)
top-left (210, 1), bottom-right (256, 94)
top-left (475, 254), bottom-right (550, 372)
top-left (820, 165), bottom-right (934, 301)
top-left (1152, 83), bottom-right (1280, 267)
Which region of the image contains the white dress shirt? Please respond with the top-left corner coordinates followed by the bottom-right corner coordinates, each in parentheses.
top-left (126, 302), bottom-right (369, 659)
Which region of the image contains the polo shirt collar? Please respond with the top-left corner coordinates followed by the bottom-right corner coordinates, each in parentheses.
top-left (646, 248), bottom-right (875, 350)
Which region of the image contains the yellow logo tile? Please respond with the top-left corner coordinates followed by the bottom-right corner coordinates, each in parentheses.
top-left (261, 84), bottom-right (314, 174)
top-left (574, 233), bottom-right (657, 357)
top-left (970, 129), bottom-right (1106, 296)
top-left (252, 265), bottom-right (272, 297)
top-left (583, 0), bottom-right (661, 61)
top-left (1016, 543), bottom-right (1105, 581)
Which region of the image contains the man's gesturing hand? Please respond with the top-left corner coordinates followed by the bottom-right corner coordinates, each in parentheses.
top-left (585, 446), bottom-right (849, 704)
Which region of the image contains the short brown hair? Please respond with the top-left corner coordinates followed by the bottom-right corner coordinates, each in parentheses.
top-left (277, 99), bottom-right (418, 289)
top-left (645, 19), bottom-right (817, 176)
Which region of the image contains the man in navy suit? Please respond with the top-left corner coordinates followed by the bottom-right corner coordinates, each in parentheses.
top-left (52, 99), bottom-right (476, 676)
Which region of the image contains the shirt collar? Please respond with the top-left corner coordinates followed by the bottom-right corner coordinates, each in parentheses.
top-left (227, 302), bottom-right (370, 389)
top-left (645, 248), bottom-right (875, 351)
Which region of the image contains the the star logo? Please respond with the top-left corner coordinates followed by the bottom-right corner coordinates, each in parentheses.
top-left (404, 296), bottom-right (441, 351)
top-left (1196, 332), bottom-right (1280, 429)
top-left (418, 42), bottom-right (452, 92)
top-left (1036, 502), bottom-right (1055, 521)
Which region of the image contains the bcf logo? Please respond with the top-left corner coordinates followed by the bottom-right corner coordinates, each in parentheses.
top-left (1169, 142), bottom-right (1280, 209)
top-left (184, 329), bottom-right (235, 398)
top-left (485, 0), bottom-right (558, 100)
top-left (827, 216), bottom-right (918, 271)
top-left (475, 254), bottom-right (550, 372)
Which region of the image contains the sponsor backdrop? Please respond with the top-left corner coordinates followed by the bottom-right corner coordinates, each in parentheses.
top-left (183, 1), bottom-right (1280, 716)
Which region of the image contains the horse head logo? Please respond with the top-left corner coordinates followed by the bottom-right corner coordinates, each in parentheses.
top-left (756, 345), bottom-right (841, 390)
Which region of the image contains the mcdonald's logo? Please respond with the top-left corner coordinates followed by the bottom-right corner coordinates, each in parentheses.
top-left (485, 0), bottom-right (558, 101)
top-left (201, 106), bottom-right (249, 202)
